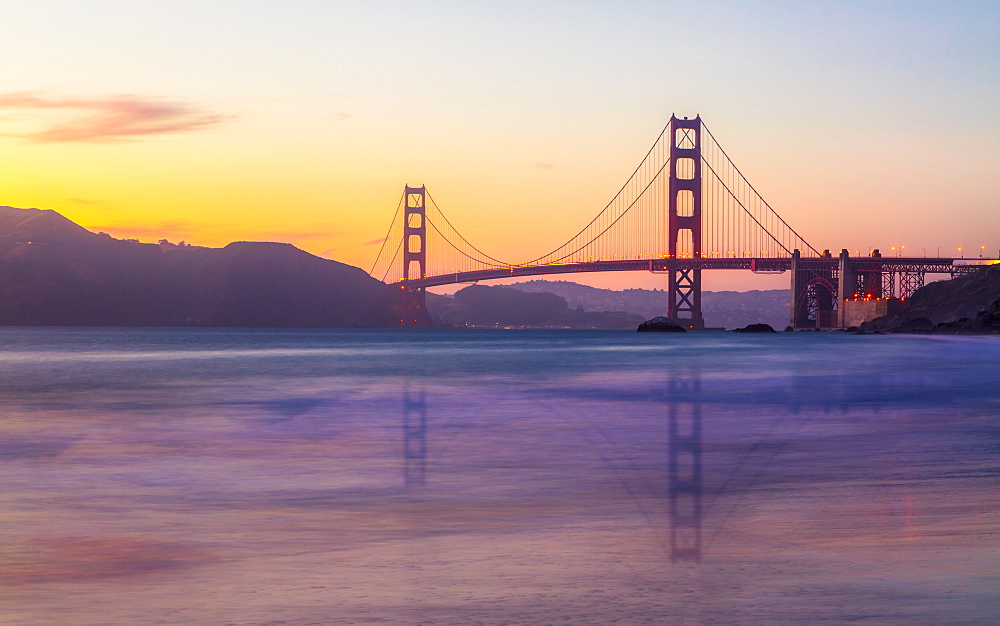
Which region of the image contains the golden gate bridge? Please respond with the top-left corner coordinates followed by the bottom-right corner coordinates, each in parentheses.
top-left (370, 115), bottom-right (993, 329)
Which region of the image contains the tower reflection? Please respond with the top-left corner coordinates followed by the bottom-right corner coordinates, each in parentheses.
top-left (402, 383), bottom-right (427, 487)
top-left (668, 367), bottom-right (702, 562)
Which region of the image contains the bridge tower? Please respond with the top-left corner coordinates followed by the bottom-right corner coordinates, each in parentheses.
top-left (667, 115), bottom-right (705, 329)
top-left (402, 185), bottom-right (429, 327)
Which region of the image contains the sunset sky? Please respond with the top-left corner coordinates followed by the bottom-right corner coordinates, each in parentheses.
top-left (1, 1), bottom-right (997, 291)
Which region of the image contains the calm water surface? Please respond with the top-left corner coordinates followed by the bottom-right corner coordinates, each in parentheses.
top-left (0, 328), bottom-right (998, 623)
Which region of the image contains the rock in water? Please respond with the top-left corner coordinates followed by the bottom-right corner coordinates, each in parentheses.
top-left (732, 323), bottom-right (777, 333)
top-left (637, 316), bottom-right (687, 332)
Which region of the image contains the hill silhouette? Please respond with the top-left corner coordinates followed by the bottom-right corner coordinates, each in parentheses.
top-left (0, 206), bottom-right (395, 327)
top-left (432, 284), bottom-right (645, 329)
top-left (508, 279), bottom-right (790, 329)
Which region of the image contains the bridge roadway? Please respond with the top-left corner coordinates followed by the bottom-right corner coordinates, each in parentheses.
top-left (394, 256), bottom-right (975, 289)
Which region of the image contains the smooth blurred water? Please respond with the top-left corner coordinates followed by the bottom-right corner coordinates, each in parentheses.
top-left (0, 328), bottom-right (998, 623)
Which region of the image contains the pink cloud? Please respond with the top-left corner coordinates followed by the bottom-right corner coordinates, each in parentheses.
top-left (0, 92), bottom-right (232, 142)
top-left (363, 237), bottom-right (387, 246)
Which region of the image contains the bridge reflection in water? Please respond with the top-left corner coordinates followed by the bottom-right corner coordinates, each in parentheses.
top-left (392, 354), bottom-right (976, 568)
top-left (402, 383), bottom-right (427, 488)
top-left (398, 370), bottom-right (706, 562)
top-left (394, 366), bottom-right (891, 565)
top-left (667, 367), bottom-right (702, 562)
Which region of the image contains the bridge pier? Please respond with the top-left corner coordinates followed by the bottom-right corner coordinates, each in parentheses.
top-left (837, 249), bottom-right (856, 328)
top-left (856, 249), bottom-right (882, 299)
top-left (400, 286), bottom-right (429, 328)
top-left (789, 250), bottom-right (807, 328)
top-left (790, 249), bottom-right (838, 329)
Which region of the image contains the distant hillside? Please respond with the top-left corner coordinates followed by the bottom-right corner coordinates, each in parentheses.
top-left (509, 280), bottom-right (790, 330)
top-left (433, 284), bottom-right (644, 329)
top-left (0, 206), bottom-right (395, 327)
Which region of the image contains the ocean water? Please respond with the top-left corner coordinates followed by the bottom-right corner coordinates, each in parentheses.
top-left (0, 328), bottom-right (998, 623)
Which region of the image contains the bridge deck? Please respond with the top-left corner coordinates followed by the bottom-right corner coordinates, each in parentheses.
top-left (393, 257), bottom-right (983, 289)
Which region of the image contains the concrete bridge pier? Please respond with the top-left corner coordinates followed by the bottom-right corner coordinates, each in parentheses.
top-left (789, 250), bottom-right (811, 328)
top-left (837, 249), bottom-right (856, 328)
top-left (400, 286), bottom-right (429, 328)
top-left (789, 249), bottom-right (838, 329)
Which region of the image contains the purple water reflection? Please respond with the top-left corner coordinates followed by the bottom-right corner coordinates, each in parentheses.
top-left (0, 329), bottom-right (997, 622)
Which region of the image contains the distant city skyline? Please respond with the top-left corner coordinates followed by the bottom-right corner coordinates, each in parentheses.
top-left (1, 0), bottom-right (997, 291)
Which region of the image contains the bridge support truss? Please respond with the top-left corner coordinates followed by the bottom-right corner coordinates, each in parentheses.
top-left (667, 115), bottom-right (704, 329)
top-left (401, 185), bottom-right (430, 327)
top-left (899, 271), bottom-right (925, 299)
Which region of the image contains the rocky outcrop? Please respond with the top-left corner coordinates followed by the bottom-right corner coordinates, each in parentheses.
top-left (931, 299), bottom-right (1000, 334)
top-left (637, 316), bottom-right (686, 332)
top-left (732, 323), bottom-right (777, 333)
top-left (864, 265), bottom-right (1000, 334)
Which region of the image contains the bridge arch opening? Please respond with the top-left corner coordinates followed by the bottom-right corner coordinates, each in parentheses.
top-left (805, 277), bottom-right (837, 328)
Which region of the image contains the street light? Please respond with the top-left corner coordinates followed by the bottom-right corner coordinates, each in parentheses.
top-left (959, 247), bottom-right (964, 258)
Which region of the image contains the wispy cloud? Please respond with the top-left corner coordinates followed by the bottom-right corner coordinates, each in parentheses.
top-left (363, 237), bottom-right (387, 246)
top-left (530, 162), bottom-right (555, 170)
top-left (0, 92), bottom-right (232, 142)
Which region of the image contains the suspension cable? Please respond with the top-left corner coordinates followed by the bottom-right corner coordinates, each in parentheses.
top-left (379, 237), bottom-right (404, 283)
top-left (518, 120), bottom-right (671, 265)
top-left (702, 158), bottom-right (795, 255)
top-left (702, 122), bottom-right (820, 255)
top-left (425, 215), bottom-right (511, 268)
top-left (538, 158), bottom-right (671, 265)
top-left (425, 191), bottom-right (511, 266)
top-left (369, 191), bottom-right (405, 275)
